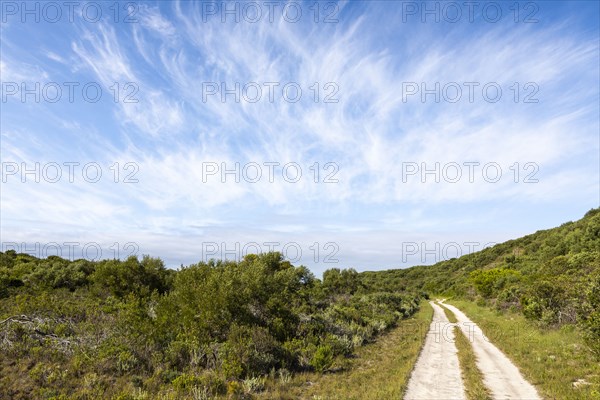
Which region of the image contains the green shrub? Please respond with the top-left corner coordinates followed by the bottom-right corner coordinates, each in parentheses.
top-left (242, 376), bottom-right (265, 393)
top-left (227, 380), bottom-right (243, 395)
top-left (469, 268), bottom-right (520, 298)
top-left (311, 345), bottom-right (334, 372)
top-left (579, 274), bottom-right (600, 357)
top-left (521, 297), bottom-right (543, 320)
top-left (172, 372), bottom-right (225, 395)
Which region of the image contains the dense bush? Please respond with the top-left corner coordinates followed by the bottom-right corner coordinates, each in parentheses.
top-left (579, 273), bottom-right (600, 356)
top-left (0, 251), bottom-right (421, 398)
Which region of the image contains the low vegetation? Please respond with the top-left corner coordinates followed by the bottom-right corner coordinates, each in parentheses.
top-left (255, 302), bottom-right (433, 399)
top-left (0, 252), bottom-right (422, 399)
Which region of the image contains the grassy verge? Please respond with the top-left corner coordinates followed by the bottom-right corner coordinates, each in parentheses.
top-left (447, 299), bottom-right (600, 400)
top-left (255, 301), bottom-right (434, 399)
top-left (437, 301), bottom-right (458, 323)
top-left (454, 327), bottom-right (492, 400)
top-left (437, 302), bottom-right (491, 400)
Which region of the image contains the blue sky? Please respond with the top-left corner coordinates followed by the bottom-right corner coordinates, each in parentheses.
top-left (1, 1), bottom-right (599, 275)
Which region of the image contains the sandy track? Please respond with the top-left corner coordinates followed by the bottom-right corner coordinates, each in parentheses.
top-left (404, 301), bottom-right (466, 400)
top-left (442, 302), bottom-right (541, 400)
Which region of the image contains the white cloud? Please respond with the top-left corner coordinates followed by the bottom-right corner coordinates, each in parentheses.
top-left (1, 1), bottom-right (598, 269)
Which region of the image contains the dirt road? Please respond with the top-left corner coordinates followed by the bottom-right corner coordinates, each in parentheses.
top-left (404, 301), bottom-right (465, 399)
top-left (404, 301), bottom-right (541, 400)
top-left (442, 302), bottom-right (541, 400)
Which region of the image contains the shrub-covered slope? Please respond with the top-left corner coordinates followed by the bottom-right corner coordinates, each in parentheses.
top-left (361, 208), bottom-right (600, 356)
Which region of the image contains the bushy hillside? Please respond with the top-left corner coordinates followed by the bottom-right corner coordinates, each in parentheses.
top-left (1, 208), bottom-right (597, 398)
top-left (361, 208), bottom-right (600, 355)
top-left (0, 252), bottom-right (420, 399)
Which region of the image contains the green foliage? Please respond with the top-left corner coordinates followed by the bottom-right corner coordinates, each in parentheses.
top-left (323, 268), bottom-right (362, 295)
top-left (311, 344), bottom-right (334, 372)
top-left (360, 207), bottom-right (600, 356)
top-left (91, 255), bottom-right (170, 298)
top-left (469, 268), bottom-right (520, 298)
top-left (579, 273), bottom-right (600, 357)
top-left (0, 251), bottom-right (420, 398)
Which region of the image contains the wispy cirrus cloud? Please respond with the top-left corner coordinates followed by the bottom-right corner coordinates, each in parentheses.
top-left (1, 1), bottom-right (598, 272)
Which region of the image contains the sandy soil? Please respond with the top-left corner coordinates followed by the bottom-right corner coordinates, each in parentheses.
top-left (442, 301), bottom-right (541, 400)
top-left (404, 301), bottom-right (466, 400)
